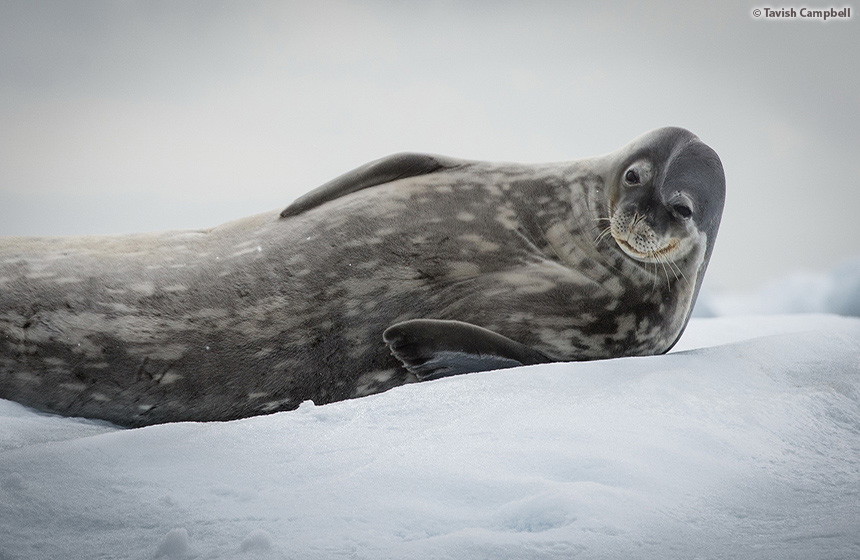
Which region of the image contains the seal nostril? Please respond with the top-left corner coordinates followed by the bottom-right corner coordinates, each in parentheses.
top-left (673, 204), bottom-right (692, 219)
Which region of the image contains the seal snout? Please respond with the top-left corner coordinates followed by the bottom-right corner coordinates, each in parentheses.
top-left (609, 207), bottom-right (679, 262)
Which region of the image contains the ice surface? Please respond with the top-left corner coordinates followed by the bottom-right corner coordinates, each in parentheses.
top-left (1, 315), bottom-right (859, 559)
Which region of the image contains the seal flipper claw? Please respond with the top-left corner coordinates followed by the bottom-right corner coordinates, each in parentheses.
top-left (383, 319), bottom-right (551, 381)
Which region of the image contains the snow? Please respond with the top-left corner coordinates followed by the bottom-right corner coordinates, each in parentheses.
top-left (699, 255), bottom-right (860, 318)
top-left (2, 260), bottom-right (860, 559)
top-left (155, 529), bottom-right (190, 558)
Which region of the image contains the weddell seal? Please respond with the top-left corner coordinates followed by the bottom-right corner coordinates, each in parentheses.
top-left (0, 127), bottom-right (725, 427)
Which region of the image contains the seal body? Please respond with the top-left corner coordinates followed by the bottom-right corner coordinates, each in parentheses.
top-left (0, 127), bottom-right (725, 426)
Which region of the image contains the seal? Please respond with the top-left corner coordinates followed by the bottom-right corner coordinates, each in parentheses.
top-left (0, 127), bottom-right (725, 427)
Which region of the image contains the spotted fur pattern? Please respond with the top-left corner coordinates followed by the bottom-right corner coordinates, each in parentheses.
top-left (0, 127), bottom-right (725, 426)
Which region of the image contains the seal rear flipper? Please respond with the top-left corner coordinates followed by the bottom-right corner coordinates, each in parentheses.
top-left (383, 319), bottom-right (551, 382)
top-left (280, 153), bottom-right (463, 217)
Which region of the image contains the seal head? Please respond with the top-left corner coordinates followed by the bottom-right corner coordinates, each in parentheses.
top-left (599, 129), bottom-right (725, 322)
top-left (608, 128), bottom-right (724, 263)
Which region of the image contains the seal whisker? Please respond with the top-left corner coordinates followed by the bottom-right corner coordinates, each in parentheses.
top-left (663, 255), bottom-right (680, 283)
top-left (668, 259), bottom-right (688, 285)
top-left (593, 226), bottom-right (613, 246)
top-left (514, 226), bottom-right (542, 253)
top-left (650, 260), bottom-right (660, 295)
top-left (657, 253), bottom-right (672, 292)
top-left (656, 251), bottom-right (686, 285)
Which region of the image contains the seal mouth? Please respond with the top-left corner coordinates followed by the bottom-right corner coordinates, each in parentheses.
top-left (613, 236), bottom-right (680, 261)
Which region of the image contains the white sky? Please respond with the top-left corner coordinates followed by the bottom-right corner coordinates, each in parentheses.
top-left (1, 0), bottom-right (858, 290)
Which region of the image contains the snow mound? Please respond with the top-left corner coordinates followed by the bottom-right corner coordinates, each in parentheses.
top-left (155, 528), bottom-right (190, 558)
top-left (1, 315), bottom-right (859, 559)
top-left (240, 529), bottom-right (273, 553)
top-left (705, 255), bottom-right (860, 317)
top-left (827, 257), bottom-right (860, 316)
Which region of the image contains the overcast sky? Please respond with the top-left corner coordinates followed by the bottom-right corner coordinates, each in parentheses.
top-left (1, 0), bottom-right (858, 290)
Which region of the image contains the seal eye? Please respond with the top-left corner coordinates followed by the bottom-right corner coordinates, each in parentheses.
top-left (672, 204), bottom-right (693, 219)
top-left (624, 169), bottom-right (640, 185)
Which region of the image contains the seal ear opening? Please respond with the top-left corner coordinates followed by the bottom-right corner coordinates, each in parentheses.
top-left (280, 153), bottom-right (461, 218)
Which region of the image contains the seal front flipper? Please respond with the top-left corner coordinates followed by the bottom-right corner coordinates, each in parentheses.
top-left (280, 152), bottom-right (463, 217)
top-left (383, 319), bottom-right (551, 381)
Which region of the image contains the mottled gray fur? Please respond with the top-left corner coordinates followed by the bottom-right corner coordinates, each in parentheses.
top-left (0, 127), bottom-right (725, 426)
